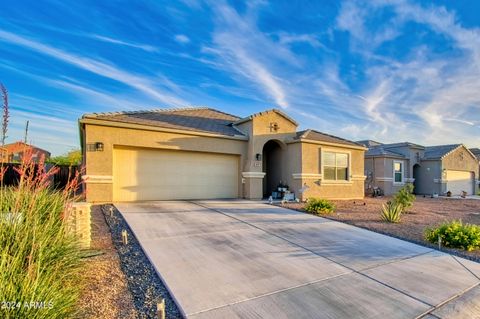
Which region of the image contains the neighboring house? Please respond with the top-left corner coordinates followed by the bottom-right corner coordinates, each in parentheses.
top-left (470, 148), bottom-right (480, 189)
top-left (0, 147), bottom-right (7, 162)
top-left (359, 141), bottom-right (479, 196)
top-left (79, 108), bottom-right (366, 203)
top-left (2, 141), bottom-right (51, 163)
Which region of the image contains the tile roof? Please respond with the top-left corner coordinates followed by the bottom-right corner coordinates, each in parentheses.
top-left (82, 107), bottom-right (245, 137)
top-left (381, 142), bottom-right (425, 149)
top-left (296, 129), bottom-right (365, 148)
top-left (356, 140), bottom-right (383, 148)
top-left (82, 107), bottom-right (365, 149)
top-left (3, 141), bottom-right (51, 155)
top-left (424, 144), bottom-right (461, 160)
top-left (365, 146), bottom-right (406, 158)
top-left (470, 148), bottom-right (480, 159)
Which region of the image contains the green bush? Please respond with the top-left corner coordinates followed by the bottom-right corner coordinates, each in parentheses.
top-left (425, 220), bottom-right (480, 251)
top-left (304, 198), bottom-right (336, 215)
top-left (0, 161), bottom-right (83, 318)
top-left (393, 183), bottom-right (416, 212)
top-left (380, 201), bottom-right (403, 223)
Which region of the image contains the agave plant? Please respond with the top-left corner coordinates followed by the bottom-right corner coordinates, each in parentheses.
top-left (381, 201), bottom-right (403, 223)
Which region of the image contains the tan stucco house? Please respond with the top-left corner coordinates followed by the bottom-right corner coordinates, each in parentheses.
top-left (79, 108), bottom-right (366, 203)
top-left (360, 141), bottom-right (479, 196)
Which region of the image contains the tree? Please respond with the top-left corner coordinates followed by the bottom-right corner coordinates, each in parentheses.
top-left (48, 149), bottom-right (82, 166)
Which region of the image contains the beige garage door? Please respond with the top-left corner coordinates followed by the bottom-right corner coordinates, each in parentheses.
top-left (446, 170), bottom-right (473, 195)
top-left (113, 147), bottom-right (239, 201)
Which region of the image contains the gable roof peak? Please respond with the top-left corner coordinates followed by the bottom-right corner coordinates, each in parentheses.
top-left (296, 129), bottom-right (366, 149)
top-left (234, 108), bottom-right (298, 126)
top-left (424, 144), bottom-right (464, 160)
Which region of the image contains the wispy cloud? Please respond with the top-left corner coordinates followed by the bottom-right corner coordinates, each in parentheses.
top-left (174, 34), bottom-right (190, 44)
top-left (0, 62), bottom-right (147, 112)
top-left (89, 34), bottom-right (158, 52)
top-left (203, 3), bottom-right (293, 108)
top-left (7, 108), bottom-right (79, 153)
top-left (0, 30), bottom-right (188, 106)
top-left (333, 0), bottom-right (480, 146)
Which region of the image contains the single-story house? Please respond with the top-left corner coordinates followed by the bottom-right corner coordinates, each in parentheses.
top-left (2, 141), bottom-right (51, 163)
top-left (79, 108), bottom-right (366, 203)
top-left (359, 141), bottom-right (479, 196)
top-left (471, 148), bottom-right (480, 189)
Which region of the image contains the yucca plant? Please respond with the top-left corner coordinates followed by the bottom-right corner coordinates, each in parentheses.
top-left (0, 151), bottom-right (83, 318)
top-left (393, 183), bottom-right (416, 212)
top-left (380, 201), bottom-right (403, 223)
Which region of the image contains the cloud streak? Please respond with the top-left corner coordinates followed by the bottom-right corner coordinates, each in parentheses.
top-left (204, 3), bottom-right (292, 108)
top-left (0, 30), bottom-right (187, 106)
top-left (334, 0), bottom-right (480, 146)
top-left (89, 34), bottom-right (158, 52)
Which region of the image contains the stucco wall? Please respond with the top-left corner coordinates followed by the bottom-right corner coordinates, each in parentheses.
top-left (296, 142), bottom-right (365, 200)
top-left (414, 160), bottom-right (442, 195)
top-left (241, 111), bottom-right (299, 199)
top-left (442, 147), bottom-right (478, 173)
top-left (441, 146), bottom-right (478, 194)
top-left (382, 145), bottom-right (423, 178)
top-left (364, 156), bottom-right (409, 195)
top-left (83, 122), bottom-right (248, 202)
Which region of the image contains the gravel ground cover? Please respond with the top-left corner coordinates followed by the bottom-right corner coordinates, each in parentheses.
top-left (77, 205), bottom-right (137, 319)
top-left (102, 204), bottom-right (183, 319)
top-left (281, 196), bottom-right (480, 262)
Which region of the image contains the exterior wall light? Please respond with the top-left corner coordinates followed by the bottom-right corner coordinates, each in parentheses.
top-left (255, 153), bottom-right (262, 161)
top-left (95, 142), bottom-right (104, 152)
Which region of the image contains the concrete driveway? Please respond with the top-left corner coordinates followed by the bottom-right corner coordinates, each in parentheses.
top-left (116, 200), bottom-right (480, 319)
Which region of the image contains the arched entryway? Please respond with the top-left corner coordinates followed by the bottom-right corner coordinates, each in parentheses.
top-left (262, 140), bottom-right (284, 198)
top-left (413, 164), bottom-right (420, 194)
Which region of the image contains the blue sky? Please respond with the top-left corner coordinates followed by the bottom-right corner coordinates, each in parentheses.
top-left (1, 0), bottom-right (479, 155)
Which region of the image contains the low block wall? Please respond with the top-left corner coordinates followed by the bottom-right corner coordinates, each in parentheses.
top-left (65, 202), bottom-right (91, 249)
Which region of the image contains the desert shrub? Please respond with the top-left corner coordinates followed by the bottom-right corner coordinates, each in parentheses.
top-left (304, 198), bottom-right (335, 215)
top-left (380, 201), bottom-right (403, 223)
top-left (425, 220), bottom-right (480, 251)
top-left (0, 156), bottom-right (83, 318)
top-left (393, 183), bottom-right (415, 212)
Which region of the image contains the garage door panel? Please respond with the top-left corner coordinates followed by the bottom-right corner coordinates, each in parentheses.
top-left (446, 170), bottom-right (473, 195)
top-left (113, 148), bottom-right (239, 201)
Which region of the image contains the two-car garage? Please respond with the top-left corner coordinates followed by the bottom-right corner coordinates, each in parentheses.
top-left (113, 147), bottom-right (239, 201)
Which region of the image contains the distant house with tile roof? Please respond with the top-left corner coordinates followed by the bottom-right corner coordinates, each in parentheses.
top-left (2, 141), bottom-right (51, 163)
top-left (80, 107), bottom-right (367, 203)
top-left (358, 140), bottom-right (479, 196)
top-left (470, 148), bottom-right (480, 186)
top-left (470, 148), bottom-right (480, 160)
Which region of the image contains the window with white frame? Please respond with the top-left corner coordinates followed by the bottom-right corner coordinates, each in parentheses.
top-left (323, 152), bottom-right (349, 181)
top-left (393, 161), bottom-right (404, 183)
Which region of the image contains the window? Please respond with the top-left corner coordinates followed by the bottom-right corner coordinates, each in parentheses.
top-left (394, 161), bottom-right (403, 183)
top-left (323, 152), bottom-right (349, 181)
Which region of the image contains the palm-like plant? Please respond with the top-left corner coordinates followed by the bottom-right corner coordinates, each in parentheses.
top-left (381, 201), bottom-right (403, 223)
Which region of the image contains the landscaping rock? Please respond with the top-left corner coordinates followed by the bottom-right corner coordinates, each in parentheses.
top-left (102, 205), bottom-right (182, 319)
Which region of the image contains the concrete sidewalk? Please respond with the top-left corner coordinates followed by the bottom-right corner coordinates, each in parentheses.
top-left (116, 200), bottom-right (480, 319)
